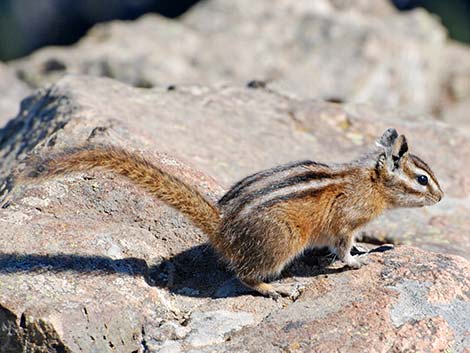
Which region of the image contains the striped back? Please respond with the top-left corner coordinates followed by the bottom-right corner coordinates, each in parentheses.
top-left (219, 160), bottom-right (348, 216)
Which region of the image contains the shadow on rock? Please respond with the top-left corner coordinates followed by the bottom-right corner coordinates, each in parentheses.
top-left (0, 252), bottom-right (150, 276)
top-left (0, 244), bottom-right (393, 298)
top-left (0, 245), bottom-right (235, 298)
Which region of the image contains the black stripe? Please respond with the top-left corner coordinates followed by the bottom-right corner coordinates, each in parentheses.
top-left (254, 185), bottom-right (331, 210)
top-left (402, 184), bottom-right (422, 196)
top-left (228, 169), bottom-right (335, 214)
top-left (409, 154), bottom-right (439, 186)
top-left (218, 160), bottom-right (326, 206)
top-left (409, 154), bottom-right (430, 171)
top-left (258, 170), bottom-right (334, 195)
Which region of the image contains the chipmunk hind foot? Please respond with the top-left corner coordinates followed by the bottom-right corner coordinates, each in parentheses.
top-left (240, 278), bottom-right (304, 300)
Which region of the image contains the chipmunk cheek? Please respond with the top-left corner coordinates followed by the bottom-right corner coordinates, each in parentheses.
top-left (424, 193), bottom-right (439, 205)
top-left (432, 191), bottom-right (443, 203)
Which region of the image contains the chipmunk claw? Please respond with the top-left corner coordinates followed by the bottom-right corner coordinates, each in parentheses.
top-left (351, 244), bottom-right (369, 255)
top-left (271, 282), bottom-right (305, 300)
top-left (345, 254), bottom-right (369, 269)
top-left (267, 289), bottom-right (281, 301)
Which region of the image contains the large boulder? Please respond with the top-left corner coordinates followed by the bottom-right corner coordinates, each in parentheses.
top-left (0, 62), bottom-right (31, 128)
top-left (0, 75), bottom-right (468, 352)
top-left (438, 42), bottom-right (470, 132)
top-left (11, 0), bottom-right (462, 117)
top-left (1, 75), bottom-right (468, 257)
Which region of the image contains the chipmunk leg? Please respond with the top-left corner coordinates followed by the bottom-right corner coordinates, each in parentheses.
top-left (270, 282), bottom-right (304, 300)
top-left (240, 278), bottom-right (303, 300)
top-left (334, 234), bottom-right (368, 269)
top-left (240, 279), bottom-right (280, 299)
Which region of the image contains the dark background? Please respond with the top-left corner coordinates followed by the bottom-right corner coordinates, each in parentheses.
top-left (0, 0), bottom-right (469, 61)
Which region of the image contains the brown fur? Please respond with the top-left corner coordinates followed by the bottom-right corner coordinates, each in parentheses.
top-left (19, 129), bottom-right (443, 299)
top-left (22, 147), bottom-right (220, 239)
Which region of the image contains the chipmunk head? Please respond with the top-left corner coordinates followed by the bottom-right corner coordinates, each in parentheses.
top-left (375, 128), bottom-right (443, 208)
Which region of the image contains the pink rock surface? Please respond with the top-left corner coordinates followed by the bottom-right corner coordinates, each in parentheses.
top-left (0, 75), bottom-right (468, 352)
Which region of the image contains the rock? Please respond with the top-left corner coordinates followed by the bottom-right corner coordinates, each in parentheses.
top-left (11, 0), bottom-right (458, 116)
top-left (322, 0), bottom-right (397, 16)
top-left (212, 247), bottom-right (469, 353)
top-left (185, 310), bottom-right (255, 347)
top-left (1, 74), bottom-right (469, 255)
top-left (440, 42), bottom-right (470, 104)
top-left (183, 0), bottom-right (446, 115)
top-left (0, 75), bottom-right (469, 352)
top-left (437, 42), bottom-right (470, 131)
top-left (11, 16), bottom-right (200, 89)
top-left (441, 100), bottom-right (470, 133)
top-left (0, 62), bottom-right (31, 128)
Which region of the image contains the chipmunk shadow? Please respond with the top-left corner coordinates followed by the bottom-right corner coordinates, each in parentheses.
top-left (133, 244), bottom-right (355, 298)
top-left (0, 244), bottom-right (392, 299)
top-left (148, 244), bottom-right (393, 298)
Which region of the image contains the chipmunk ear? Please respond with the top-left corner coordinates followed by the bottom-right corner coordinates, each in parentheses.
top-left (377, 128), bottom-right (399, 148)
top-left (392, 134), bottom-right (408, 158)
top-left (390, 134), bottom-right (408, 168)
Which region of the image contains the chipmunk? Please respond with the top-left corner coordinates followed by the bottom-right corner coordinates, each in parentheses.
top-left (19, 128), bottom-right (443, 299)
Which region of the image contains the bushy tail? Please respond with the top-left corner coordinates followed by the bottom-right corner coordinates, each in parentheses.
top-left (23, 147), bottom-right (221, 238)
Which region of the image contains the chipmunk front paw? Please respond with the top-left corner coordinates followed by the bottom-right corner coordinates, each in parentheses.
top-left (344, 254), bottom-right (369, 269)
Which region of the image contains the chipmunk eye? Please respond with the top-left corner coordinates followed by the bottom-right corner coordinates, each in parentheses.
top-left (417, 175), bottom-right (428, 186)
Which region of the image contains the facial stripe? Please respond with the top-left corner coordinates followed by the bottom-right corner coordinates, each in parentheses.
top-left (409, 154), bottom-right (430, 171)
top-left (393, 154), bottom-right (442, 202)
top-left (409, 154), bottom-right (440, 188)
top-left (401, 183), bottom-right (423, 197)
top-left (392, 167), bottom-right (423, 194)
top-left (412, 166), bottom-right (432, 185)
top-left (401, 159), bottom-right (416, 179)
top-left (416, 169), bottom-right (440, 195)
top-left (408, 156), bottom-right (442, 196)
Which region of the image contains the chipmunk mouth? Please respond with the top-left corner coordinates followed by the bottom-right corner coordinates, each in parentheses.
top-left (426, 194), bottom-right (442, 204)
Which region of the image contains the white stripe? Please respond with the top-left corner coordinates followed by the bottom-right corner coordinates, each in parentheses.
top-left (239, 178), bottom-right (344, 215)
top-left (224, 164), bottom-right (314, 207)
top-left (411, 166), bottom-right (438, 190)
